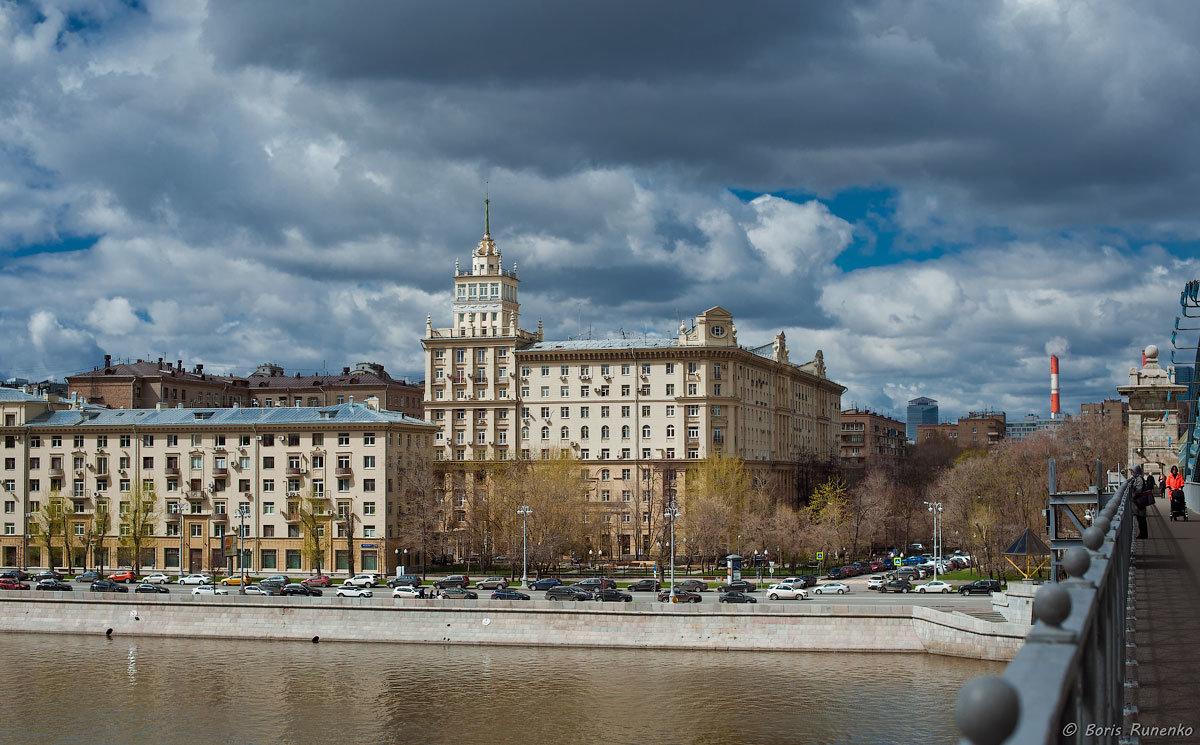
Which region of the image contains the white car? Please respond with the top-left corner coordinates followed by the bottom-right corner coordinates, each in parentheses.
top-left (142, 573), bottom-right (172, 584)
top-left (344, 574), bottom-right (379, 588)
top-left (916, 580), bottom-right (954, 594)
top-left (336, 584), bottom-right (374, 598)
top-left (813, 582), bottom-right (850, 595)
top-left (765, 583), bottom-right (808, 600)
top-left (866, 576), bottom-right (886, 590)
top-left (191, 585), bottom-right (228, 596)
top-left (391, 586), bottom-right (423, 599)
top-left (244, 584), bottom-right (269, 595)
top-left (179, 574), bottom-right (213, 585)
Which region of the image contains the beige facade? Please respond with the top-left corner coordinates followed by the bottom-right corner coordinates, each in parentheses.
top-left (0, 390), bottom-right (436, 575)
top-left (422, 217), bottom-right (845, 560)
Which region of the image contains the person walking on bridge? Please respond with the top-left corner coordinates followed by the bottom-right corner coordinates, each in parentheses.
top-left (1133, 466), bottom-right (1154, 539)
top-left (1166, 465), bottom-right (1184, 496)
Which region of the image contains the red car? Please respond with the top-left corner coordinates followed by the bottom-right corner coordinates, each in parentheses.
top-left (301, 574), bottom-right (332, 587)
top-left (0, 578), bottom-right (30, 590)
top-left (108, 571), bottom-right (137, 583)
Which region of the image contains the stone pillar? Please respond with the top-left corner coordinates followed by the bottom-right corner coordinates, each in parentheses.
top-left (1117, 345), bottom-right (1186, 481)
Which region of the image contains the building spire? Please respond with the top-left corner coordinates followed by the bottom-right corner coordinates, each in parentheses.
top-left (484, 182), bottom-right (490, 237)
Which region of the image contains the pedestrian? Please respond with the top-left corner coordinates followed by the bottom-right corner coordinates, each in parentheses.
top-left (1165, 465), bottom-right (1185, 497)
top-left (1133, 466), bottom-right (1154, 539)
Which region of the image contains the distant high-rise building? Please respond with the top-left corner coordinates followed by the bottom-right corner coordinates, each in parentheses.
top-left (906, 397), bottom-right (939, 442)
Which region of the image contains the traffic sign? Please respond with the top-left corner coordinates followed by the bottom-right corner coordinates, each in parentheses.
top-left (893, 558), bottom-right (902, 566)
top-left (816, 551), bottom-right (824, 560)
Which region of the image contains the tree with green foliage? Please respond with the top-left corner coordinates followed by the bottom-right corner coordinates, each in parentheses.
top-left (298, 487), bottom-right (328, 574)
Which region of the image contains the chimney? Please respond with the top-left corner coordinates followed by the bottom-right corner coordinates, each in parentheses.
top-left (365, 396), bottom-right (380, 411)
top-left (197, 364), bottom-right (204, 374)
top-left (158, 357), bottom-right (163, 368)
top-left (104, 354), bottom-right (112, 367)
top-left (177, 359), bottom-right (183, 371)
top-left (1050, 355), bottom-right (1060, 419)
top-left (343, 367), bottom-right (351, 375)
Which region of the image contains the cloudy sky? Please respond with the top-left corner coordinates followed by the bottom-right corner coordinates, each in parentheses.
top-left (2, 0), bottom-right (1198, 422)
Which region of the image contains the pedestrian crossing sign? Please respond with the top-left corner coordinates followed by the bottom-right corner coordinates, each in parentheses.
top-left (893, 558), bottom-right (902, 566)
top-left (816, 551), bottom-right (824, 560)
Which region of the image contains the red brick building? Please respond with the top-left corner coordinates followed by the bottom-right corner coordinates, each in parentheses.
top-left (917, 410), bottom-right (1006, 448)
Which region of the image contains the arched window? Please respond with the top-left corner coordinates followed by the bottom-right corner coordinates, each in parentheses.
top-left (580, 426), bottom-right (590, 439)
top-left (521, 426), bottom-right (529, 440)
top-left (560, 426), bottom-right (569, 440)
top-left (621, 425), bottom-right (631, 439)
top-left (541, 427), bottom-right (550, 440)
top-left (642, 425), bottom-right (651, 438)
top-left (666, 425), bottom-right (675, 438)
top-left (601, 426), bottom-right (610, 440)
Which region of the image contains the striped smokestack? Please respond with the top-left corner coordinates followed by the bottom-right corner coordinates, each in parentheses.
top-left (1050, 354), bottom-right (1060, 419)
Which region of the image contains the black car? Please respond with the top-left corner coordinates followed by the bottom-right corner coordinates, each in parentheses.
top-left (573, 577), bottom-right (616, 591)
top-left (35, 570), bottom-right (64, 582)
top-left (592, 587), bottom-right (633, 602)
top-left (676, 579), bottom-right (708, 592)
top-left (959, 580), bottom-right (1003, 596)
top-left (387, 575), bottom-right (422, 588)
top-left (626, 578), bottom-right (661, 592)
top-left (529, 577), bottom-right (562, 591)
top-left (545, 586), bottom-right (593, 601)
top-left (0, 570), bottom-right (32, 581)
top-left (880, 579), bottom-right (912, 593)
top-left (259, 579), bottom-right (287, 595)
top-left (491, 589), bottom-right (530, 600)
top-left (826, 568), bottom-right (847, 580)
top-left (719, 591), bottom-right (757, 604)
top-left (35, 579), bottom-right (73, 592)
top-left (282, 583), bottom-right (322, 596)
top-left (134, 583), bottom-right (169, 594)
top-left (74, 571), bottom-right (101, 583)
top-left (657, 589), bottom-right (702, 603)
top-left (717, 580), bottom-right (756, 593)
top-left (438, 587), bottom-right (479, 600)
top-left (797, 575), bottom-right (818, 588)
top-left (90, 579), bottom-right (129, 593)
top-left (433, 575), bottom-right (470, 590)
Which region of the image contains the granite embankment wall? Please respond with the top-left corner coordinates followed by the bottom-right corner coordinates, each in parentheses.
top-left (0, 593), bottom-right (1028, 661)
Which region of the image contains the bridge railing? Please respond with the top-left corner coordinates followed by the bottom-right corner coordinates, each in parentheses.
top-left (956, 477), bottom-right (1135, 745)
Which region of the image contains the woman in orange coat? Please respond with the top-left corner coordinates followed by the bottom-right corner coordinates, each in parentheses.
top-left (1166, 465), bottom-right (1185, 494)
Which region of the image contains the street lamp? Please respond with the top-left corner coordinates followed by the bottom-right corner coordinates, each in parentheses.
top-left (517, 505), bottom-right (532, 587)
top-left (236, 505), bottom-right (250, 594)
top-left (664, 502), bottom-right (680, 601)
top-left (924, 501), bottom-right (943, 582)
top-left (22, 512), bottom-right (30, 571)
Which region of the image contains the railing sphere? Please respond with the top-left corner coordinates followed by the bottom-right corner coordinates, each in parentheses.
top-left (1063, 546), bottom-right (1091, 578)
top-left (1094, 516), bottom-right (1111, 534)
top-left (955, 675), bottom-right (1020, 745)
top-left (1082, 526), bottom-right (1105, 551)
top-left (1033, 583), bottom-right (1072, 627)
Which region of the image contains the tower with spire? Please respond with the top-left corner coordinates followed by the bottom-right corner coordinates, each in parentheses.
top-left (451, 195), bottom-right (524, 338)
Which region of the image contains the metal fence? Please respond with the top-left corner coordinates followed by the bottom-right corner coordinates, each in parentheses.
top-left (956, 476), bottom-right (1135, 745)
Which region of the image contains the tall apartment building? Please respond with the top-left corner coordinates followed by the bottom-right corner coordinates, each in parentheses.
top-left (1079, 399), bottom-right (1129, 428)
top-left (422, 212), bottom-right (845, 560)
top-left (839, 408), bottom-right (907, 472)
top-left (906, 397), bottom-right (939, 442)
top-left (1, 389), bottom-right (436, 574)
top-left (917, 410), bottom-right (1007, 447)
top-left (67, 358), bottom-right (423, 418)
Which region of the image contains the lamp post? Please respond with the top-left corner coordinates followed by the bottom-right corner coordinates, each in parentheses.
top-left (22, 512), bottom-right (30, 571)
top-left (924, 501), bottom-right (943, 582)
top-left (236, 504), bottom-right (250, 593)
top-left (517, 505), bottom-right (532, 587)
top-left (665, 502), bottom-right (680, 601)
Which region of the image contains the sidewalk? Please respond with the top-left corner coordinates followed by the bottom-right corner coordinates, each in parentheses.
top-left (1129, 497), bottom-right (1200, 743)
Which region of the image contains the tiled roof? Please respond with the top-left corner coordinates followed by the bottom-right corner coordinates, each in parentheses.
top-left (68, 362), bottom-right (214, 382)
top-left (0, 388), bottom-right (44, 402)
top-left (26, 402), bottom-right (435, 429)
top-left (521, 337), bottom-right (680, 352)
top-left (228, 372), bottom-right (413, 389)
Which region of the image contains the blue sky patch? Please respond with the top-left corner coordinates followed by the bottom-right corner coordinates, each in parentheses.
top-left (10, 234), bottom-right (101, 259)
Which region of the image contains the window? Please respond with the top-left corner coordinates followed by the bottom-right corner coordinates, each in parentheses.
top-left (541, 427), bottom-right (550, 441)
top-left (540, 366), bottom-right (550, 376)
top-left (560, 426), bottom-right (569, 440)
top-left (363, 432), bottom-right (376, 446)
top-left (364, 525), bottom-right (376, 538)
top-left (621, 425), bottom-right (631, 439)
top-left (363, 502), bottom-right (376, 515)
top-left (622, 490), bottom-right (631, 502)
top-left (51, 436), bottom-right (63, 448)
top-left (601, 406), bottom-right (610, 418)
top-left (363, 455), bottom-right (375, 469)
top-left (687, 362), bottom-right (698, 374)
top-left (141, 435), bottom-right (154, 447)
top-left (601, 490), bottom-right (611, 502)
top-left (621, 406), bottom-right (630, 417)
top-left (540, 386), bottom-right (550, 398)
top-left (191, 524), bottom-right (202, 537)
top-left (30, 436), bottom-right (41, 448)
top-left (622, 513), bottom-right (631, 523)
top-left (666, 363), bottom-right (675, 374)
top-left (601, 426), bottom-right (610, 440)
top-left (621, 385), bottom-right (630, 396)
top-left (560, 406), bottom-right (570, 419)
top-left (600, 469), bottom-right (610, 480)
top-left (262, 479), bottom-right (275, 492)
top-left (580, 426), bottom-right (590, 439)
top-left (263, 502), bottom-right (275, 514)
top-left (621, 365), bottom-right (631, 375)
top-left (363, 479), bottom-right (376, 492)
top-left (560, 386), bottom-right (569, 397)
top-left (687, 384), bottom-right (698, 395)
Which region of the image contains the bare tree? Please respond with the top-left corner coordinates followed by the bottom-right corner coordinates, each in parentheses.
top-left (298, 487), bottom-right (327, 575)
top-left (119, 482), bottom-right (159, 575)
top-left (31, 492), bottom-right (65, 570)
top-left (80, 502), bottom-right (110, 575)
top-left (396, 452), bottom-right (443, 580)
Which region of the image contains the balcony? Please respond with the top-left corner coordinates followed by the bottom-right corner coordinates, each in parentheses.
top-left (212, 512), bottom-right (228, 523)
top-left (48, 467), bottom-right (64, 477)
top-left (285, 467), bottom-right (303, 475)
top-left (334, 466), bottom-right (352, 476)
top-left (186, 490), bottom-right (205, 500)
top-left (166, 511), bottom-right (183, 522)
top-left (283, 513), bottom-right (300, 523)
top-left (165, 466), bottom-right (180, 476)
top-left (213, 467), bottom-right (229, 476)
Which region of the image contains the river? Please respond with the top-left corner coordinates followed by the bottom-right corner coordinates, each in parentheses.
top-left (0, 633), bottom-right (998, 744)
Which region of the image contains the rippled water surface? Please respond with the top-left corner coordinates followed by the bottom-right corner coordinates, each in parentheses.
top-left (0, 633), bottom-right (999, 744)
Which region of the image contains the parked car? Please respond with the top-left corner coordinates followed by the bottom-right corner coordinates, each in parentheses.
top-left (491, 589), bottom-right (531, 601)
top-left (282, 583), bottom-right (323, 597)
top-left (89, 579), bottom-right (128, 593)
top-left (191, 585), bottom-right (229, 596)
top-left (386, 575), bottom-right (422, 588)
top-left (142, 573), bottom-right (172, 584)
top-left (219, 575), bottom-right (251, 586)
top-left (959, 580), bottom-right (1003, 596)
top-left (35, 579), bottom-right (72, 592)
top-left (34, 570), bottom-right (64, 582)
top-left (880, 579), bottom-right (913, 593)
top-left (657, 589), bottom-right (702, 603)
top-left (475, 577), bottom-right (509, 590)
top-left (344, 574), bottom-right (380, 588)
top-left (529, 577), bottom-right (562, 591)
top-left (626, 578), bottom-right (661, 592)
top-left (179, 574), bottom-right (213, 585)
top-left (74, 571), bottom-right (100, 583)
top-left (336, 584), bottom-right (374, 598)
top-left (108, 571), bottom-right (137, 584)
top-left (302, 574), bottom-right (333, 588)
top-left (261, 575), bottom-right (289, 585)
top-left (676, 579), bottom-right (708, 592)
top-left (392, 586), bottom-right (425, 599)
top-left (840, 565), bottom-right (860, 577)
top-left (813, 582), bottom-right (850, 595)
top-left (717, 579), bottom-right (756, 593)
top-left (545, 586), bottom-right (593, 601)
top-left (433, 575), bottom-right (470, 590)
top-left (438, 587), bottom-right (479, 600)
top-left (783, 575), bottom-right (818, 588)
top-left (573, 577), bottom-right (616, 591)
top-left (825, 568), bottom-right (847, 580)
top-left (866, 576), bottom-right (886, 590)
top-left (244, 584), bottom-right (270, 595)
top-left (765, 583), bottom-right (808, 600)
top-left (719, 591), bottom-right (757, 604)
top-left (258, 579), bottom-right (286, 595)
top-left (0, 570), bottom-right (32, 581)
top-left (592, 587), bottom-right (633, 602)
top-left (915, 580), bottom-right (954, 594)
top-left (869, 561), bottom-right (888, 573)
top-left (134, 583), bottom-right (169, 594)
